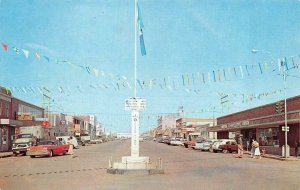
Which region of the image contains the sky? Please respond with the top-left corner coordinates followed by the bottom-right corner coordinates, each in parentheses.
top-left (0, 0), bottom-right (300, 133)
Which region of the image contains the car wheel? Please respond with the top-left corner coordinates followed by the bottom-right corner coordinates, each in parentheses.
top-left (49, 151), bottom-right (53, 157)
top-left (30, 155), bottom-right (35, 158)
top-left (228, 149), bottom-right (232, 153)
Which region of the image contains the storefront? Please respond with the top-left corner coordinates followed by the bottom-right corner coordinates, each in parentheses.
top-left (209, 95), bottom-right (300, 156)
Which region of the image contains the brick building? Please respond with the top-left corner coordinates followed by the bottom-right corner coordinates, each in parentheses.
top-left (208, 95), bottom-right (300, 156)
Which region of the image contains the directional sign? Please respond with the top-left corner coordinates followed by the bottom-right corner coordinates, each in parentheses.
top-left (125, 97), bottom-right (146, 111)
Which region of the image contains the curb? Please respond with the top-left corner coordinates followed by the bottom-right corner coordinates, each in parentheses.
top-left (244, 152), bottom-right (299, 161)
top-left (0, 153), bottom-right (13, 158)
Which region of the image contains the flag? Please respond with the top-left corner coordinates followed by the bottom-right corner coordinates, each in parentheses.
top-left (213, 71), bottom-right (216, 82)
top-left (284, 57), bottom-right (289, 71)
top-left (239, 66), bottom-right (244, 78)
top-left (1, 43), bottom-right (8, 51)
top-left (35, 53), bottom-right (41, 60)
top-left (13, 47), bottom-right (20, 54)
top-left (137, 2), bottom-right (146, 56)
top-left (22, 49), bottom-right (29, 58)
top-left (137, 2), bottom-right (144, 29)
top-left (139, 29), bottom-right (146, 56)
top-left (258, 63), bottom-right (263, 74)
top-left (43, 56), bottom-right (50, 62)
top-left (208, 72), bottom-right (211, 83)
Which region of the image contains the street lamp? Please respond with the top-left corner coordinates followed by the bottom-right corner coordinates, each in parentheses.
top-left (251, 50), bottom-right (288, 158)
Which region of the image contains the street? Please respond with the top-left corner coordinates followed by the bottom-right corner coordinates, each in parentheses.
top-left (0, 140), bottom-right (299, 190)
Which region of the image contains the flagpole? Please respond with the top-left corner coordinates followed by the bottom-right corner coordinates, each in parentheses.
top-left (134, 0), bottom-right (137, 98)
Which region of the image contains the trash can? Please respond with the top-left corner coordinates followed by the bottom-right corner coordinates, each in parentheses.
top-left (282, 145), bottom-right (290, 157)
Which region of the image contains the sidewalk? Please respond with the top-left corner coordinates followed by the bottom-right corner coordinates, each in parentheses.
top-left (0, 152), bottom-right (13, 158)
top-left (244, 151), bottom-right (300, 161)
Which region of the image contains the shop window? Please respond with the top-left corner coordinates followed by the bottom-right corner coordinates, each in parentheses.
top-left (259, 128), bottom-right (279, 146)
top-left (2, 127), bottom-right (7, 145)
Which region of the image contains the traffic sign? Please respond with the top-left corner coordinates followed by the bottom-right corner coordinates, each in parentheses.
top-left (125, 97), bottom-right (146, 111)
top-left (282, 126), bottom-right (289, 132)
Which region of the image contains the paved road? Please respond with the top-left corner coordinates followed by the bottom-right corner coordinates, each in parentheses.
top-left (0, 140), bottom-right (299, 190)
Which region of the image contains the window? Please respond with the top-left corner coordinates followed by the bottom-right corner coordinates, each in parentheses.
top-left (259, 128), bottom-right (279, 146)
top-left (0, 100), bottom-right (2, 116)
top-left (5, 102), bottom-right (9, 117)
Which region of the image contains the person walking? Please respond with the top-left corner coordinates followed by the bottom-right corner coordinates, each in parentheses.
top-left (252, 140), bottom-right (261, 159)
top-left (237, 136), bottom-right (243, 158)
top-left (67, 137), bottom-right (74, 158)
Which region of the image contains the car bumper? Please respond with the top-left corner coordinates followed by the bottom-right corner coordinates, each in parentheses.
top-left (12, 148), bottom-right (28, 153)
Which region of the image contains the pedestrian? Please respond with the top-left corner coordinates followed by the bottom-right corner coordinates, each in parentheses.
top-left (237, 136), bottom-right (243, 158)
top-left (250, 139), bottom-right (255, 158)
top-left (67, 137), bottom-right (74, 158)
top-left (252, 140), bottom-right (261, 159)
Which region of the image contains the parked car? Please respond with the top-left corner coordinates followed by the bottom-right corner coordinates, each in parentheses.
top-left (194, 139), bottom-right (219, 151)
top-left (169, 137), bottom-right (184, 146)
top-left (183, 137), bottom-right (205, 148)
top-left (27, 140), bottom-right (69, 158)
top-left (12, 134), bottom-right (37, 156)
top-left (219, 140), bottom-right (239, 153)
top-left (211, 139), bottom-right (237, 153)
top-left (56, 136), bottom-right (79, 149)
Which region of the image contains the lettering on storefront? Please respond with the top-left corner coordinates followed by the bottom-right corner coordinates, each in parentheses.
top-left (221, 120), bottom-right (249, 129)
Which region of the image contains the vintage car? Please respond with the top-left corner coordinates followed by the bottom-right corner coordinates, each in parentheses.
top-left (219, 140), bottom-right (239, 153)
top-left (183, 137), bottom-right (205, 148)
top-left (211, 139), bottom-right (237, 153)
top-left (27, 140), bottom-right (69, 158)
top-left (169, 137), bottom-right (184, 146)
top-left (194, 139), bottom-right (219, 151)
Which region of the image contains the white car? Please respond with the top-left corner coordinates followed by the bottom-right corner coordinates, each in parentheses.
top-left (211, 139), bottom-right (236, 153)
top-left (200, 139), bottom-right (218, 151)
top-left (56, 136), bottom-right (79, 149)
top-left (195, 139), bottom-right (219, 151)
top-left (169, 137), bottom-right (184, 146)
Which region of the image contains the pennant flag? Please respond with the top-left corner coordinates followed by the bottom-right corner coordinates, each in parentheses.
top-left (264, 62), bottom-right (268, 72)
top-left (86, 67), bottom-right (91, 74)
top-left (186, 74), bottom-right (190, 85)
top-left (164, 77), bottom-right (167, 87)
top-left (223, 69), bottom-right (226, 80)
top-left (43, 56), bottom-right (50, 62)
top-left (212, 71), bottom-right (216, 82)
top-left (245, 65), bottom-right (250, 76)
top-left (239, 66), bottom-right (244, 78)
top-left (278, 59), bottom-right (281, 72)
top-left (233, 67), bottom-right (237, 76)
top-left (182, 75), bottom-right (185, 86)
top-left (137, 80), bottom-right (143, 89)
top-left (93, 69), bottom-right (99, 77)
top-left (35, 53), bottom-right (41, 60)
top-left (208, 72), bottom-right (211, 83)
top-left (217, 70), bottom-right (221, 81)
top-left (202, 73), bottom-right (205, 83)
top-left (284, 57), bottom-right (289, 71)
top-left (22, 49), bottom-right (29, 58)
top-left (258, 63), bottom-right (263, 74)
top-left (1, 43), bottom-right (8, 51)
top-left (139, 29), bottom-right (146, 56)
top-left (291, 57), bottom-right (298, 68)
top-left (13, 47), bottom-right (20, 54)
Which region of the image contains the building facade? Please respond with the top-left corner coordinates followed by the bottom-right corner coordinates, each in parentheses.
top-left (209, 95), bottom-right (300, 156)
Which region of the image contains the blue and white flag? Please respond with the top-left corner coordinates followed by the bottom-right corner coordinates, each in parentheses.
top-left (139, 29), bottom-right (146, 56)
top-left (137, 2), bottom-right (146, 56)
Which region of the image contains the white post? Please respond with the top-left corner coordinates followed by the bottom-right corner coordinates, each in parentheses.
top-left (284, 65), bottom-right (288, 158)
top-left (134, 0), bottom-right (137, 98)
top-left (131, 110), bottom-right (139, 157)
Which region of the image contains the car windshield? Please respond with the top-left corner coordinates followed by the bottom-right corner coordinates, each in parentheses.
top-left (15, 138), bottom-right (31, 143)
top-left (38, 141), bottom-right (54, 145)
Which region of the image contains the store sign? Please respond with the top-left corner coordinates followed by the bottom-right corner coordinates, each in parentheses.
top-left (181, 128), bottom-right (195, 132)
top-left (221, 120), bottom-right (249, 129)
top-left (16, 112), bottom-right (33, 121)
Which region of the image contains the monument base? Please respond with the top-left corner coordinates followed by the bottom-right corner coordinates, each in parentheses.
top-left (107, 156), bottom-right (164, 175)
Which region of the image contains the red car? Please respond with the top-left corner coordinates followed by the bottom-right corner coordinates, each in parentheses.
top-left (219, 140), bottom-right (238, 153)
top-left (27, 140), bottom-right (69, 158)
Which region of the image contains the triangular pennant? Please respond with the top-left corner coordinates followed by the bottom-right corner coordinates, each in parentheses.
top-left (1, 43), bottom-right (8, 51)
top-left (22, 49), bottom-right (29, 58)
top-left (35, 53), bottom-right (41, 60)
